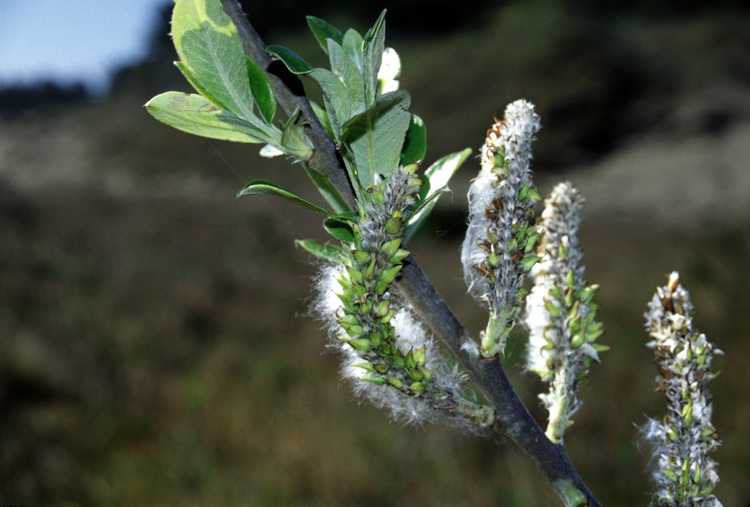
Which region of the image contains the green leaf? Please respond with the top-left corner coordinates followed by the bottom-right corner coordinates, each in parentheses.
top-left (172, 0), bottom-right (255, 121)
top-left (362, 9), bottom-right (387, 104)
top-left (399, 114), bottom-right (426, 166)
top-left (342, 29), bottom-right (364, 73)
top-left (237, 180), bottom-right (332, 215)
top-left (324, 217), bottom-right (355, 243)
top-left (304, 165), bottom-right (350, 214)
top-left (328, 40), bottom-right (366, 118)
top-left (146, 92), bottom-right (272, 143)
top-left (306, 16), bottom-right (344, 54)
top-left (280, 108), bottom-right (314, 159)
top-left (266, 45), bottom-right (314, 74)
top-left (295, 239), bottom-right (345, 263)
top-left (245, 57), bottom-right (275, 124)
top-left (403, 148), bottom-right (472, 242)
top-left (308, 68), bottom-right (351, 140)
top-left (340, 90), bottom-right (412, 187)
top-left (174, 61), bottom-right (224, 108)
top-left (310, 100), bottom-right (334, 140)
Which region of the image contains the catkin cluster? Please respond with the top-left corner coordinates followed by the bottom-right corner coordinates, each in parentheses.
top-left (316, 165), bottom-right (495, 428)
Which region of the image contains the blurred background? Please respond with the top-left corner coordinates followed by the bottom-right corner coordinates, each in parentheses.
top-left (1, 0), bottom-right (749, 505)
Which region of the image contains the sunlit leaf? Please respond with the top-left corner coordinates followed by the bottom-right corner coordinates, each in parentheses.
top-left (172, 0), bottom-right (255, 121)
top-left (146, 92), bottom-right (269, 143)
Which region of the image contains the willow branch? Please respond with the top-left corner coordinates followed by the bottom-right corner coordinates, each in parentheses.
top-left (220, 2), bottom-right (600, 505)
top-left (220, 0), bottom-right (356, 210)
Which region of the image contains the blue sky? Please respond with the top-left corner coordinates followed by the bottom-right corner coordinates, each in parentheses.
top-left (0, 0), bottom-right (172, 95)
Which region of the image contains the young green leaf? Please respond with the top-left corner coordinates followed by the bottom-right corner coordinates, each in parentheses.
top-left (342, 29), bottom-right (364, 73)
top-left (362, 9), bottom-right (387, 104)
top-left (146, 92), bottom-right (272, 143)
top-left (172, 0), bottom-right (256, 121)
top-left (339, 90), bottom-right (412, 187)
top-left (328, 40), bottom-right (366, 118)
top-left (266, 45), bottom-right (315, 74)
top-left (403, 148), bottom-right (472, 242)
top-left (309, 100), bottom-right (334, 140)
top-left (399, 114), bottom-right (427, 166)
top-left (280, 108), bottom-right (314, 160)
top-left (245, 57), bottom-right (276, 124)
top-left (306, 68), bottom-right (351, 140)
top-left (306, 16), bottom-right (344, 54)
top-left (174, 61), bottom-right (223, 109)
top-left (304, 166), bottom-right (351, 214)
top-left (237, 180), bottom-right (333, 215)
top-left (295, 239), bottom-right (345, 263)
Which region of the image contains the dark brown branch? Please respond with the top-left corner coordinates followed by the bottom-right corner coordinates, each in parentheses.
top-left (398, 256), bottom-right (601, 507)
top-left (219, 2), bottom-right (601, 505)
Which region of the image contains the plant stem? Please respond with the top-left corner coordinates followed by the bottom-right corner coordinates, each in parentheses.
top-left (219, 0), bottom-right (356, 210)
top-left (219, 2), bottom-right (601, 505)
top-left (398, 256), bottom-right (601, 507)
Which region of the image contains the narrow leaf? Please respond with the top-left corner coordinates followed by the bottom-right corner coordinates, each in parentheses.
top-left (146, 92), bottom-right (270, 143)
top-left (237, 180), bottom-right (332, 215)
top-left (342, 29), bottom-right (364, 73)
top-left (266, 45), bottom-right (314, 74)
top-left (310, 100), bottom-right (334, 140)
top-left (362, 9), bottom-right (387, 104)
top-left (172, 0), bottom-right (255, 120)
top-left (403, 148), bottom-right (472, 242)
top-left (306, 16), bottom-right (344, 54)
top-left (307, 67), bottom-right (351, 140)
top-left (295, 239), bottom-right (345, 263)
top-left (245, 57), bottom-right (276, 124)
top-left (328, 40), bottom-right (366, 118)
top-left (304, 165), bottom-right (351, 214)
top-left (399, 114), bottom-right (427, 166)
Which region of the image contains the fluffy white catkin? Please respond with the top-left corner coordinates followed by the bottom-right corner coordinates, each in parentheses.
top-left (524, 181), bottom-right (604, 443)
top-left (461, 99), bottom-right (542, 357)
top-left (644, 272), bottom-right (722, 507)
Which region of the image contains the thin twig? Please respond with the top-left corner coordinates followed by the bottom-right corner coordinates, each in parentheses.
top-left (219, 2), bottom-right (601, 505)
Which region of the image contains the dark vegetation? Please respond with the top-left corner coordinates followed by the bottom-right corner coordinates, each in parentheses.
top-left (1, 1), bottom-right (749, 505)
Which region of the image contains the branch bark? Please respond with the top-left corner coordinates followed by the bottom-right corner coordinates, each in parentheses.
top-left (219, 2), bottom-right (601, 505)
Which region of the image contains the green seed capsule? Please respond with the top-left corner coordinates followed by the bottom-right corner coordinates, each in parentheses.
top-left (348, 338), bottom-right (371, 351)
